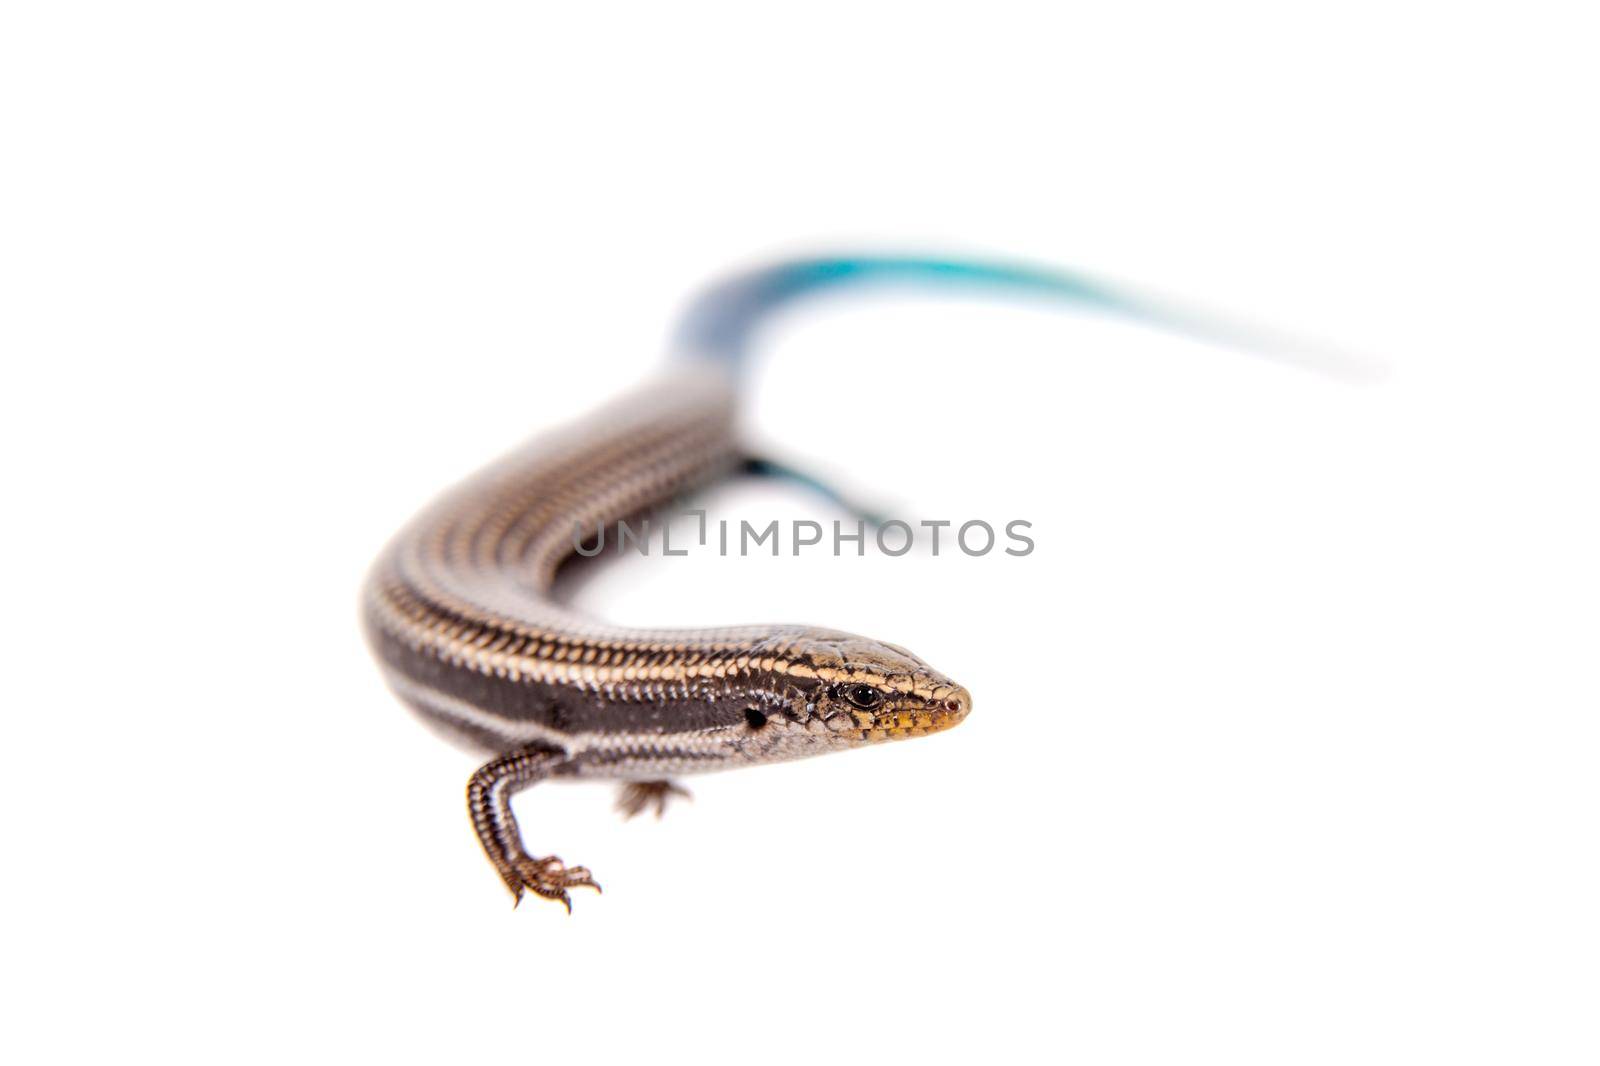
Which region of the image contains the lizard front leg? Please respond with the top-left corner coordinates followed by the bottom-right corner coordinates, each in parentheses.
top-left (615, 779), bottom-right (691, 819)
top-left (466, 747), bottom-right (600, 911)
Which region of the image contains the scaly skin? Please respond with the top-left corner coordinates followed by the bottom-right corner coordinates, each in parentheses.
top-left (364, 362), bottom-right (970, 908)
top-left (363, 253), bottom-right (1324, 907)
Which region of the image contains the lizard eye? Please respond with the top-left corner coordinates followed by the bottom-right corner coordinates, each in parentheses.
top-left (840, 684), bottom-right (884, 710)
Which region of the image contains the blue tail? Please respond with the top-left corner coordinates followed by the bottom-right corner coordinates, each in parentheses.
top-left (672, 254), bottom-right (1379, 382)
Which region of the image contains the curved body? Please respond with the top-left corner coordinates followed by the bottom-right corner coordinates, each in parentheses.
top-left (363, 255), bottom-right (1145, 907)
top-left (363, 365), bottom-right (968, 781)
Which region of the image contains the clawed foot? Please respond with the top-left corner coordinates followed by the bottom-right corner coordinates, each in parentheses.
top-left (616, 780), bottom-right (691, 820)
top-left (501, 854), bottom-right (602, 913)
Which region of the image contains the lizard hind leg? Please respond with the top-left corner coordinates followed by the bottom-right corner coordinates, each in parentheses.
top-left (616, 780), bottom-right (692, 820)
top-left (740, 455), bottom-right (890, 528)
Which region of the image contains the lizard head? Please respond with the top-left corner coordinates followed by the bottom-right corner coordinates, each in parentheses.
top-left (730, 631), bottom-right (972, 761)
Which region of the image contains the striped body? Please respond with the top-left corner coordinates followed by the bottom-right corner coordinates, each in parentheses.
top-left (357, 254), bottom-right (1161, 905)
top-left (362, 363), bottom-right (971, 785)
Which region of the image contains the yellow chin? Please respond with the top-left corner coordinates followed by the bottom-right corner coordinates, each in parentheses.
top-left (862, 695), bottom-right (972, 742)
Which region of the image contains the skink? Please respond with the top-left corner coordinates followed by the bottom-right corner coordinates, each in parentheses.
top-left (363, 255), bottom-right (1211, 908)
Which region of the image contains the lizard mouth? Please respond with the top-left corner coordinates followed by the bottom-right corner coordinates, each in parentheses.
top-left (863, 688), bottom-right (972, 741)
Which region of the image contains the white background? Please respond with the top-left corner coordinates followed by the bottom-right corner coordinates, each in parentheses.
top-left (4, 3), bottom-right (1596, 1063)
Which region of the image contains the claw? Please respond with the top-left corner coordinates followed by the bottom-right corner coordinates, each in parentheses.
top-left (616, 780), bottom-right (692, 820)
top-left (468, 750), bottom-right (604, 912)
top-left (563, 866), bottom-right (602, 893)
top-left (499, 853), bottom-right (601, 912)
